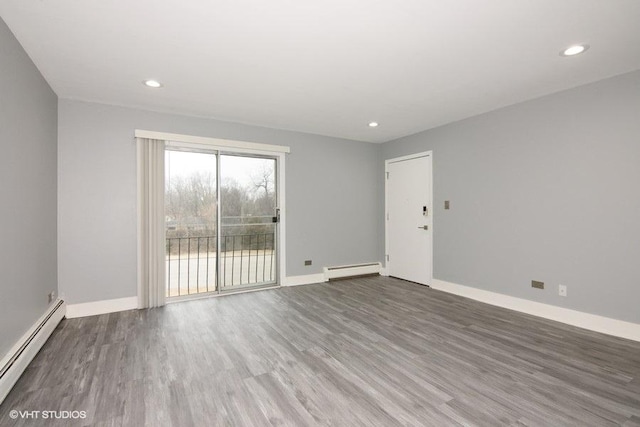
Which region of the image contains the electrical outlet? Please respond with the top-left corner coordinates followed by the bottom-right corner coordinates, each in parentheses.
top-left (48, 291), bottom-right (56, 303)
top-left (531, 280), bottom-right (544, 290)
top-left (559, 284), bottom-right (567, 297)
top-left (304, 260), bottom-right (312, 266)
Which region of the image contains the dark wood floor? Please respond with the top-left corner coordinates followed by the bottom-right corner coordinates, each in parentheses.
top-left (1, 276), bottom-right (640, 426)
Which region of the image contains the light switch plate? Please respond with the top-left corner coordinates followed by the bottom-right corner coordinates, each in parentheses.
top-left (559, 284), bottom-right (567, 297)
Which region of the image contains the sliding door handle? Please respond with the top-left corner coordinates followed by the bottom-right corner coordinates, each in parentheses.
top-left (418, 225), bottom-right (429, 230)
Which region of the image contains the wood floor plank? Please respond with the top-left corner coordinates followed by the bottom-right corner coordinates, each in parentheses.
top-left (1, 276), bottom-right (639, 426)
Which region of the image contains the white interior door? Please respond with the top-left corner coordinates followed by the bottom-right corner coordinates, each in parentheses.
top-left (386, 153), bottom-right (432, 285)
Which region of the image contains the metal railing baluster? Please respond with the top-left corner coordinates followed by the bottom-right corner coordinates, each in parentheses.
top-left (177, 238), bottom-right (182, 296)
top-left (197, 237), bottom-right (201, 292)
top-left (262, 234), bottom-right (266, 282)
top-left (187, 238), bottom-right (191, 294)
top-left (206, 237), bottom-right (210, 293)
top-left (222, 236), bottom-right (226, 289)
top-left (269, 233), bottom-right (274, 280)
top-left (231, 236), bottom-right (236, 286)
top-left (167, 239), bottom-right (171, 296)
top-left (239, 235), bottom-right (243, 286)
top-left (255, 234), bottom-right (259, 283)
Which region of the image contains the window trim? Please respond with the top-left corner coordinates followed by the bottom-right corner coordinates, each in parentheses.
top-left (135, 130), bottom-right (290, 154)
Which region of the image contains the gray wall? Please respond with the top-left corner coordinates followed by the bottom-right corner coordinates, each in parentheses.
top-left (0, 18), bottom-right (58, 358)
top-left (58, 100), bottom-right (379, 304)
top-left (379, 70), bottom-right (640, 323)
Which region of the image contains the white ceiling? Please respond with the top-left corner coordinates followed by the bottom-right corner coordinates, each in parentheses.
top-left (1, 1), bottom-right (639, 143)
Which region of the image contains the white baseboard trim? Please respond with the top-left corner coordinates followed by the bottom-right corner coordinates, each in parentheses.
top-left (431, 279), bottom-right (640, 342)
top-left (66, 296), bottom-right (138, 319)
top-left (1, 300), bottom-right (66, 404)
top-left (283, 274), bottom-right (326, 287)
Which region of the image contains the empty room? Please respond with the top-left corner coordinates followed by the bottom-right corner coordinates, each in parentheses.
top-left (1, 1), bottom-right (640, 426)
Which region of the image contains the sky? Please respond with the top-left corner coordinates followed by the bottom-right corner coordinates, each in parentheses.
top-left (165, 150), bottom-right (275, 189)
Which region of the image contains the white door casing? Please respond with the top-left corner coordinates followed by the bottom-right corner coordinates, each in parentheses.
top-left (385, 152), bottom-right (433, 285)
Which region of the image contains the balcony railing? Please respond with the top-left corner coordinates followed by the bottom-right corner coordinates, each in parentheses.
top-left (166, 233), bottom-right (276, 297)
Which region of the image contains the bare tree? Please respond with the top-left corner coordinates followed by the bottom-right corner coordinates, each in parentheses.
top-left (165, 171), bottom-right (216, 236)
top-left (250, 163), bottom-right (273, 199)
top-left (220, 177), bottom-right (247, 218)
top-left (166, 164), bottom-right (276, 251)
top-left (249, 163), bottom-right (276, 215)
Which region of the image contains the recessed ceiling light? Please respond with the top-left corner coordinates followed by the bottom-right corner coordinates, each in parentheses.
top-left (560, 44), bottom-right (589, 57)
top-left (368, 122), bottom-right (379, 127)
top-left (143, 79), bottom-right (163, 88)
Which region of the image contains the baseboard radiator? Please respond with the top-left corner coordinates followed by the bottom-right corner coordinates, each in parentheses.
top-left (323, 262), bottom-right (381, 281)
top-left (0, 300), bottom-right (66, 404)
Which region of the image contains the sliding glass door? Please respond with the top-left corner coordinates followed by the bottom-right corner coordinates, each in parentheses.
top-left (165, 149), bottom-right (278, 298)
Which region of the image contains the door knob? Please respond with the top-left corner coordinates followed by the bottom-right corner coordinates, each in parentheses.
top-left (417, 225), bottom-right (429, 230)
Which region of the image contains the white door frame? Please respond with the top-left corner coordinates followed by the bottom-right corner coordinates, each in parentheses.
top-left (384, 151), bottom-right (433, 283)
top-left (165, 144), bottom-right (287, 292)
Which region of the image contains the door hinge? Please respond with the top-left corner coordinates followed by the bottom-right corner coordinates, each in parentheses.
top-left (386, 172), bottom-right (389, 179)
top-left (386, 212), bottom-right (389, 220)
top-left (386, 254), bottom-right (389, 261)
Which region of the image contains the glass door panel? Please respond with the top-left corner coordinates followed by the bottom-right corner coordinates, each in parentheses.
top-left (219, 154), bottom-right (277, 291)
top-left (165, 150), bottom-right (217, 297)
